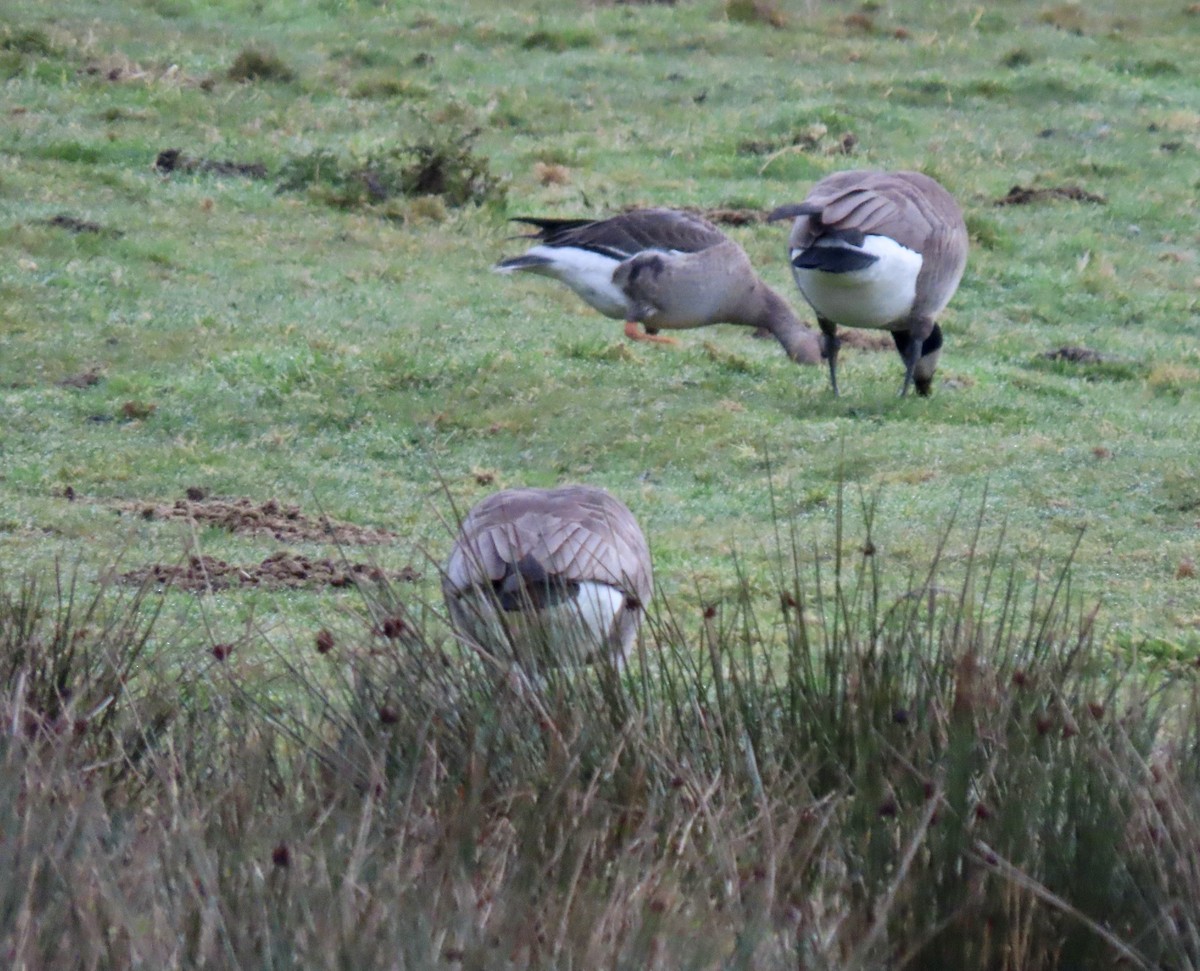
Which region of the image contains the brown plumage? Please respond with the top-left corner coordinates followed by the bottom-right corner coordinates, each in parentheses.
top-left (443, 486), bottom-right (653, 669)
top-left (495, 208), bottom-right (824, 364)
top-left (769, 171), bottom-right (968, 396)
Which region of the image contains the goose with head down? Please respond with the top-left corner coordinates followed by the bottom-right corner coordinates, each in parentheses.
top-left (495, 208), bottom-right (825, 366)
top-left (443, 485), bottom-right (653, 672)
top-left (768, 171), bottom-right (968, 396)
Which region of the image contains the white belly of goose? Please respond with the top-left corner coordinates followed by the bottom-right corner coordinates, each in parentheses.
top-left (522, 245), bottom-right (631, 319)
top-left (791, 235), bottom-right (923, 330)
top-left (456, 581), bottom-right (628, 666)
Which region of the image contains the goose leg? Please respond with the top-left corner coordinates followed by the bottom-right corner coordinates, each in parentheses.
top-left (900, 335), bottom-right (923, 397)
top-left (818, 318), bottom-right (840, 396)
top-left (623, 321), bottom-right (680, 346)
top-left (893, 317), bottom-right (936, 397)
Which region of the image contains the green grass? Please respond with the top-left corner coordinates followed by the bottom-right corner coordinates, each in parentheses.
top-left (0, 0), bottom-right (1198, 659)
top-left (1, 0), bottom-right (1199, 947)
top-left (3, 514), bottom-right (1199, 968)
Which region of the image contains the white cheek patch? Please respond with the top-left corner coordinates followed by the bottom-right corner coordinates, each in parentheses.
top-left (792, 235), bottom-right (923, 330)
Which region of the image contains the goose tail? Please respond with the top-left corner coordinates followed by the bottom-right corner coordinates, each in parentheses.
top-left (494, 254), bottom-right (553, 274)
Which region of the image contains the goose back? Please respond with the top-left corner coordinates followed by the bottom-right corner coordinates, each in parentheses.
top-left (775, 171), bottom-right (967, 321)
top-left (443, 486), bottom-right (653, 667)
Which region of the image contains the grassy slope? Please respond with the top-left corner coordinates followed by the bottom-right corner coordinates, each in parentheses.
top-left (0, 0), bottom-right (1197, 651)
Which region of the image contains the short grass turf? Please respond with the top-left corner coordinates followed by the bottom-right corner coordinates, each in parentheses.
top-left (0, 0), bottom-right (1197, 654)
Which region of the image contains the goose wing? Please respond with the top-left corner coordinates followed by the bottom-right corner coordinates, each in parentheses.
top-left (771, 171), bottom-right (961, 254)
top-left (445, 487), bottom-right (652, 606)
top-left (508, 209), bottom-right (727, 262)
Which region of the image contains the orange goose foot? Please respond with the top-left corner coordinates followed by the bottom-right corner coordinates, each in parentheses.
top-left (623, 321), bottom-right (680, 345)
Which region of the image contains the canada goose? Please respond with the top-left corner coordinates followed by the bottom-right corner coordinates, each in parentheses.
top-left (494, 209), bottom-right (824, 365)
top-left (768, 171), bottom-right (968, 396)
top-left (443, 486), bottom-right (653, 671)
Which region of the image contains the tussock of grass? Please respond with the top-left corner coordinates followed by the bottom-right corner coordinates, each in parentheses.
top-left (1026, 353), bottom-right (1147, 383)
top-left (227, 46), bottom-right (295, 83)
top-left (725, 0), bottom-right (789, 29)
top-left (0, 26), bottom-right (60, 55)
top-left (2, 507), bottom-right (1199, 968)
top-left (1038, 3), bottom-right (1089, 35)
top-left (278, 122), bottom-right (504, 210)
top-left (1156, 471), bottom-right (1200, 514)
top-left (1147, 363), bottom-right (1200, 395)
top-left (1001, 47), bottom-right (1036, 68)
top-left (348, 74), bottom-right (430, 100)
top-left (521, 27), bottom-right (600, 51)
top-left (1, 563), bottom-right (173, 775)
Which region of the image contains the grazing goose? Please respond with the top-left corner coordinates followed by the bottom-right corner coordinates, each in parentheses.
top-left (768, 171), bottom-right (968, 396)
top-left (443, 486), bottom-right (653, 671)
top-left (495, 209), bottom-right (824, 365)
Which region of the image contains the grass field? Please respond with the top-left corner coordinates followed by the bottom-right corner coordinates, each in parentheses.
top-left (2, 0), bottom-right (1200, 965)
top-left (2, 0), bottom-right (1198, 653)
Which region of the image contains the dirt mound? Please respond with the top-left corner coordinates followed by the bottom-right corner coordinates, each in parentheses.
top-left (1041, 345), bottom-right (1110, 364)
top-left (37, 214), bottom-right (124, 237)
top-left (746, 327), bottom-right (891, 350)
top-left (58, 366), bottom-right (105, 388)
top-left (838, 329), bottom-right (893, 352)
top-left (995, 184), bottom-right (1105, 206)
top-left (617, 204), bottom-right (767, 226)
top-left (701, 206), bottom-right (765, 226)
top-left (155, 148), bottom-right (268, 179)
top-left (123, 495), bottom-right (396, 544)
top-left (121, 552), bottom-right (420, 592)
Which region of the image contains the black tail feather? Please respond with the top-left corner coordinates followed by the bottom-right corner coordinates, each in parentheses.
top-left (496, 554), bottom-right (578, 611)
top-left (792, 247), bottom-right (880, 273)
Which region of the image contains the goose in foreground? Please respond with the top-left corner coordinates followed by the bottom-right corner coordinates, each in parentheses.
top-left (443, 486), bottom-right (653, 671)
top-left (494, 209), bottom-right (824, 365)
top-left (768, 171), bottom-right (968, 396)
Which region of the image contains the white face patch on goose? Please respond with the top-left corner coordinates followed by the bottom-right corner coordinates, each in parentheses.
top-left (790, 234), bottom-right (923, 330)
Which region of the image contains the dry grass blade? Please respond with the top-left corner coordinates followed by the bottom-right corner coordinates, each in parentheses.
top-left (972, 841), bottom-right (1155, 971)
top-left (2, 492), bottom-right (1198, 967)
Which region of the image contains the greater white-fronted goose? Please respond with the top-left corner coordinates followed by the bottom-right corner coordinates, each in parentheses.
top-left (443, 486), bottom-right (653, 671)
top-left (768, 171), bottom-right (968, 396)
top-left (495, 209), bottom-right (824, 365)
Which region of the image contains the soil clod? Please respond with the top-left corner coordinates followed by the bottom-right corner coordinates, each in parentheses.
top-left (37, 214), bottom-right (124, 237)
top-left (155, 148), bottom-right (268, 179)
top-left (838, 330), bottom-right (894, 352)
top-left (995, 184), bottom-right (1106, 206)
top-left (121, 494), bottom-right (396, 544)
top-left (1041, 346), bottom-right (1110, 364)
top-left (58, 367), bottom-right (104, 388)
top-left (120, 552), bottom-right (419, 592)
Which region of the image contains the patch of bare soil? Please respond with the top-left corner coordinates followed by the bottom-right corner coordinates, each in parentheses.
top-left (838, 329), bottom-right (894, 352)
top-left (747, 327), bottom-right (891, 350)
top-left (701, 207), bottom-right (766, 226)
top-left (155, 148), bottom-right (268, 179)
top-left (1041, 345), bottom-right (1110, 364)
top-left (994, 184), bottom-right (1106, 205)
top-left (618, 204), bottom-right (767, 226)
top-left (82, 61), bottom-right (206, 86)
top-left (37, 214), bottom-right (124, 237)
top-left (58, 366), bottom-right (105, 388)
top-left (120, 552), bottom-right (420, 592)
top-left (121, 495), bottom-right (396, 544)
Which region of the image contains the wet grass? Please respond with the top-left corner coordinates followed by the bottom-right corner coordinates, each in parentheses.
top-left (1, 1), bottom-right (1198, 954)
top-left (0, 0), bottom-right (1197, 653)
